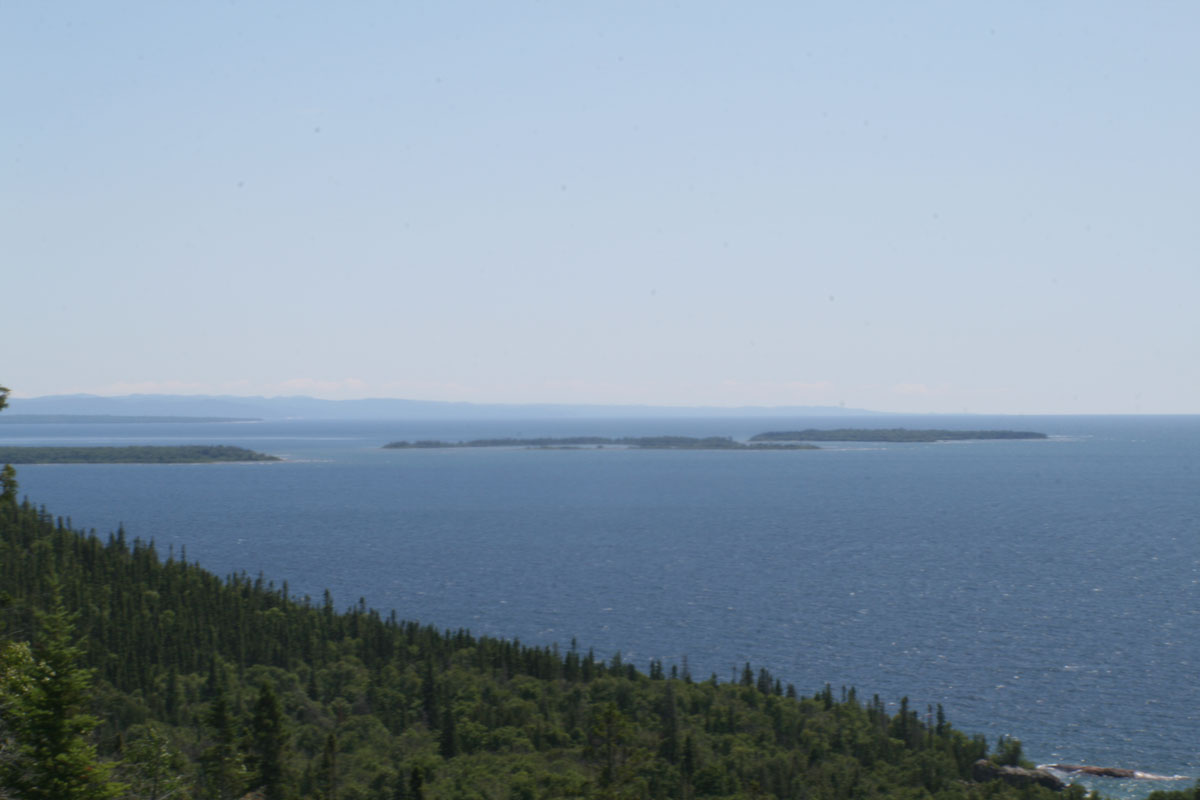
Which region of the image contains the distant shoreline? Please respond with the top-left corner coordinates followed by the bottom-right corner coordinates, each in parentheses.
top-left (750, 428), bottom-right (1048, 443)
top-left (383, 436), bottom-right (819, 451)
top-left (0, 414), bottom-right (261, 424)
top-left (0, 445), bottom-right (280, 464)
top-left (383, 429), bottom-right (1048, 450)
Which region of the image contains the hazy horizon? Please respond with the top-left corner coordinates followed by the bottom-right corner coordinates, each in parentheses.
top-left (7, 389), bottom-right (1198, 418)
top-left (5, 4), bottom-right (1196, 415)
top-left (6, 390), bottom-right (1197, 419)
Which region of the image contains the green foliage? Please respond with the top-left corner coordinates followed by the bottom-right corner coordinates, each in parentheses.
top-left (0, 463), bottom-right (16, 505)
top-left (1, 639), bottom-right (36, 746)
top-left (116, 723), bottom-right (190, 800)
top-left (200, 682), bottom-right (248, 800)
top-left (249, 682), bottom-right (287, 799)
top-left (994, 735), bottom-right (1025, 767)
top-left (0, 594), bottom-right (123, 799)
top-left (1147, 782), bottom-right (1200, 800)
top-left (0, 384), bottom-right (13, 506)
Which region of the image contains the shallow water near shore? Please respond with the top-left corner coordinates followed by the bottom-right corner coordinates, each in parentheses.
top-left (6, 414), bottom-right (1199, 798)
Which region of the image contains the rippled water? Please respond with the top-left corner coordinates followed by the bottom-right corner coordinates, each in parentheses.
top-left (6, 414), bottom-right (1199, 797)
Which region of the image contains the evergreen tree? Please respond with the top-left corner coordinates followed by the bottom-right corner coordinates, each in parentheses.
top-left (0, 639), bottom-right (36, 784)
top-left (248, 682), bottom-right (287, 799)
top-left (995, 735), bottom-right (1024, 766)
top-left (659, 682), bottom-right (679, 764)
top-left (117, 725), bottom-right (188, 800)
top-left (681, 733), bottom-right (696, 799)
top-left (438, 697), bottom-right (458, 759)
top-left (0, 594), bottom-right (123, 800)
top-left (408, 765), bottom-right (424, 800)
top-left (200, 684), bottom-right (246, 800)
top-left (0, 464), bottom-right (17, 506)
top-left (315, 732), bottom-right (338, 800)
top-left (0, 387), bottom-right (14, 507)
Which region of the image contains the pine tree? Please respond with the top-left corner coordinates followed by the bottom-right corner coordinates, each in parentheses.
top-left (408, 765), bottom-right (424, 800)
top-left (315, 732), bottom-right (338, 800)
top-left (0, 594), bottom-right (123, 800)
top-left (248, 682), bottom-right (287, 799)
top-left (0, 463), bottom-right (17, 506)
top-left (0, 639), bottom-right (36, 784)
top-left (0, 380), bottom-right (15, 504)
top-left (439, 698), bottom-right (458, 759)
top-left (681, 733), bottom-right (696, 800)
top-left (200, 683), bottom-right (246, 800)
top-left (659, 682), bottom-right (679, 764)
top-left (117, 725), bottom-right (188, 800)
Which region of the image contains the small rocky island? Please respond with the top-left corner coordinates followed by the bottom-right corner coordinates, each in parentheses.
top-left (0, 445), bottom-right (280, 464)
top-left (750, 428), bottom-right (1048, 443)
top-left (383, 436), bottom-right (819, 451)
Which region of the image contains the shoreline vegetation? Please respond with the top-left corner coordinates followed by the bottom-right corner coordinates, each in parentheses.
top-left (383, 436), bottom-right (820, 450)
top-left (0, 445), bottom-right (280, 464)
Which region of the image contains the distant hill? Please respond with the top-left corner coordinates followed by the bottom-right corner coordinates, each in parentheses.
top-left (7, 393), bottom-right (886, 421)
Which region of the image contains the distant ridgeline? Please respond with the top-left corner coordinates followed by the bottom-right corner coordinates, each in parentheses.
top-left (383, 436), bottom-right (819, 450)
top-left (0, 445), bottom-right (280, 464)
top-left (750, 428), bottom-right (1049, 443)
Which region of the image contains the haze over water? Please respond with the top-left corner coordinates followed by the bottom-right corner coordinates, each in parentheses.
top-left (6, 414), bottom-right (1199, 798)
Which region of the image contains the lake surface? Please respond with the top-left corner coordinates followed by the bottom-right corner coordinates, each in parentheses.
top-left (4, 414), bottom-right (1198, 797)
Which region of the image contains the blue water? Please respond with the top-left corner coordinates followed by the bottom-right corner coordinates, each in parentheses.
top-left (4, 415), bottom-right (1199, 796)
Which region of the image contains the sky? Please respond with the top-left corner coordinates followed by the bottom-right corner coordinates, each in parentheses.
top-left (3, 3), bottom-right (1197, 414)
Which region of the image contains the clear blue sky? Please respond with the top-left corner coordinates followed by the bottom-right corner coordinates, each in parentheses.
top-left (4, 3), bottom-right (1197, 413)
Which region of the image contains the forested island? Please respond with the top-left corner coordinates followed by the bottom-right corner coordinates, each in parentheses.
top-left (0, 414), bottom-right (260, 424)
top-left (0, 445), bottom-right (280, 464)
top-left (384, 436), bottom-right (820, 450)
top-left (382, 430), bottom-right (1048, 451)
top-left (750, 429), bottom-right (1048, 443)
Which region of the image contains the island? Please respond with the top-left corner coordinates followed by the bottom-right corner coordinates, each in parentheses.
top-left (383, 436), bottom-right (819, 450)
top-left (749, 428), bottom-right (1048, 443)
top-left (0, 445), bottom-right (281, 464)
top-left (0, 414), bottom-right (260, 424)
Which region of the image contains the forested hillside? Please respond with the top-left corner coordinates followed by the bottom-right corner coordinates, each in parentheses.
top-left (0, 491), bottom-right (1110, 800)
